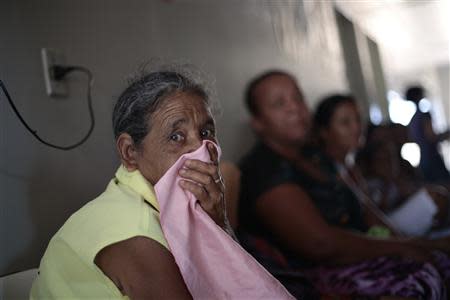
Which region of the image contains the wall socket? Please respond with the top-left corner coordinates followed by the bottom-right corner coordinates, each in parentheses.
top-left (41, 48), bottom-right (68, 97)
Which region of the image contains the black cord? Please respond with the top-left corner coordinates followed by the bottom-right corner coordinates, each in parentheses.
top-left (0, 66), bottom-right (95, 150)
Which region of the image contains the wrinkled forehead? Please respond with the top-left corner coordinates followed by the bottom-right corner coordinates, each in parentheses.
top-left (163, 91), bottom-right (211, 114)
top-left (150, 91), bottom-right (214, 127)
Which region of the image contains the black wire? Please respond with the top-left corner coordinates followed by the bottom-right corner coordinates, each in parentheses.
top-left (0, 67), bottom-right (95, 150)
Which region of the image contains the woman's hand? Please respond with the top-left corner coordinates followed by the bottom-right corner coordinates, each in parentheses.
top-left (178, 143), bottom-right (227, 229)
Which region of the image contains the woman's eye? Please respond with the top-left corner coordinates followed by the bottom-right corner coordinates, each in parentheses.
top-left (271, 98), bottom-right (284, 108)
top-left (200, 128), bottom-right (215, 139)
top-left (169, 132), bottom-right (184, 142)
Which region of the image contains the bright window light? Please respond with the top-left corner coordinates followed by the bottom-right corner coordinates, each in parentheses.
top-left (387, 90), bottom-right (416, 125)
top-left (369, 104), bottom-right (383, 125)
top-left (401, 143), bottom-right (421, 167)
top-left (418, 98), bottom-right (431, 113)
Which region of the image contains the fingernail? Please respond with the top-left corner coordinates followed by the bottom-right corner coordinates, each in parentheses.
top-left (179, 169), bottom-right (186, 175)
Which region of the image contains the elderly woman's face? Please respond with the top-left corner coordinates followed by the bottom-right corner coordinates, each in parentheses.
top-left (135, 91), bottom-right (217, 184)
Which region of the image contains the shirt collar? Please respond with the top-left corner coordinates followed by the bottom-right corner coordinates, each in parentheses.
top-left (115, 165), bottom-right (160, 211)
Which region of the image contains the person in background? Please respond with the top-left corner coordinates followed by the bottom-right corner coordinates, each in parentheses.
top-left (406, 85), bottom-right (450, 186)
top-left (357, 123), bottom-right (450, 237)
top-left (238, 70), bottom-right (450, 299)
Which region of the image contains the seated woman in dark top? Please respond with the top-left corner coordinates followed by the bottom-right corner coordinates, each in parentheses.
top-left (238, 70), bottom-right (450, 300)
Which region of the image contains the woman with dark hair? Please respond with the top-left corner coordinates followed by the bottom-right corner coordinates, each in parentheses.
top-left (238, 71), bottom-right (450, 299)
top-left (312, 94), bottom-right (400, 232)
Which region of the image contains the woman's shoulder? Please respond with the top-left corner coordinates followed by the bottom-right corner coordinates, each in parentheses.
top-left (66, 179), bottom-right (155, 225)
top-left (33, 178), bottom-right (169, 299)
top-left (239, 143), bottom-right (299, 196)
top-left (240, 143), bottom-right (279, 169)
top-left (240, 143), bottom-right (295, 178)
top-left (54, 178), bottom-right (168, 264)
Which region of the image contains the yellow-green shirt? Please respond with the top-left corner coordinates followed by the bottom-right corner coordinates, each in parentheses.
top-left (30, 166), bottom-right (168, 299)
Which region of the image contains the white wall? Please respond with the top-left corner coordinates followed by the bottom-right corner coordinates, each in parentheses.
top-left (0, 0), bottom-right (347, 277)
top-left (437, 64), bottom-right (450, 124)
top-left (437, 64), bottom-right (450, 170)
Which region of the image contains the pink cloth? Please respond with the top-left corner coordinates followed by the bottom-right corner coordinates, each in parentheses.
top-left (155, 141), bottom-right (293, 299)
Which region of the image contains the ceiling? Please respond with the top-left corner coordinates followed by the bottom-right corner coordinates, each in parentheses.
top-left (335, 0), bottom-right (449, 74)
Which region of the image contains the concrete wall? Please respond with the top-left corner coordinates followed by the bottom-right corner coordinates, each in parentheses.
top-left (0, 269), bottom-right (37, 300)
top-left (437, 64), bottom-right (450, 124)
top-left (0, 0), bottom-right (348, 277)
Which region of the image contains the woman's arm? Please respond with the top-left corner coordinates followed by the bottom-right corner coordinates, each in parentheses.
top-left (95, 236), bottom-right (192, 300)
top-left (415, 236), bottom-right (450, 253)
top-left (255, 183), bottom-right (430, 266)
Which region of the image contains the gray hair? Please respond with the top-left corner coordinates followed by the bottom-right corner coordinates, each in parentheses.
top-left (113, 65), bottom-right (213, 147)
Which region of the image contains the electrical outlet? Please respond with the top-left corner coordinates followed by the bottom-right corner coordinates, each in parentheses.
top-left (41, 48), bottom-right (68, 97)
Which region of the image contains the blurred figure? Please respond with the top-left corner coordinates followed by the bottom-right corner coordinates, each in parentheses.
top-left (357, 124), bottom-right (449, 237)
top-left (238, 71), bottom-right (450, 299)
top-left (312, 95), bottom-right (394, 232)
top-left (406, 86), bottom-right (450, 185)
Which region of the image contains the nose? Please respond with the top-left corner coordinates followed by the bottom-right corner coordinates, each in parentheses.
top-left (185, 134), bottom-right (203, 154)
top-left (286, 98), bottom-right (299, 111)
top-left (288, 99), bottom-right (308, 119)
top-left (352, 120), bottom-right (362, 136)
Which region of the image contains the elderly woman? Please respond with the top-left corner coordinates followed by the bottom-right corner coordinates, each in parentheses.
top-left (30, 69), bottom-right (225, 299)
top-left (238, 70), bottom-right (450, 299)
top-left (30, 68), bottom-right (292, 299)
